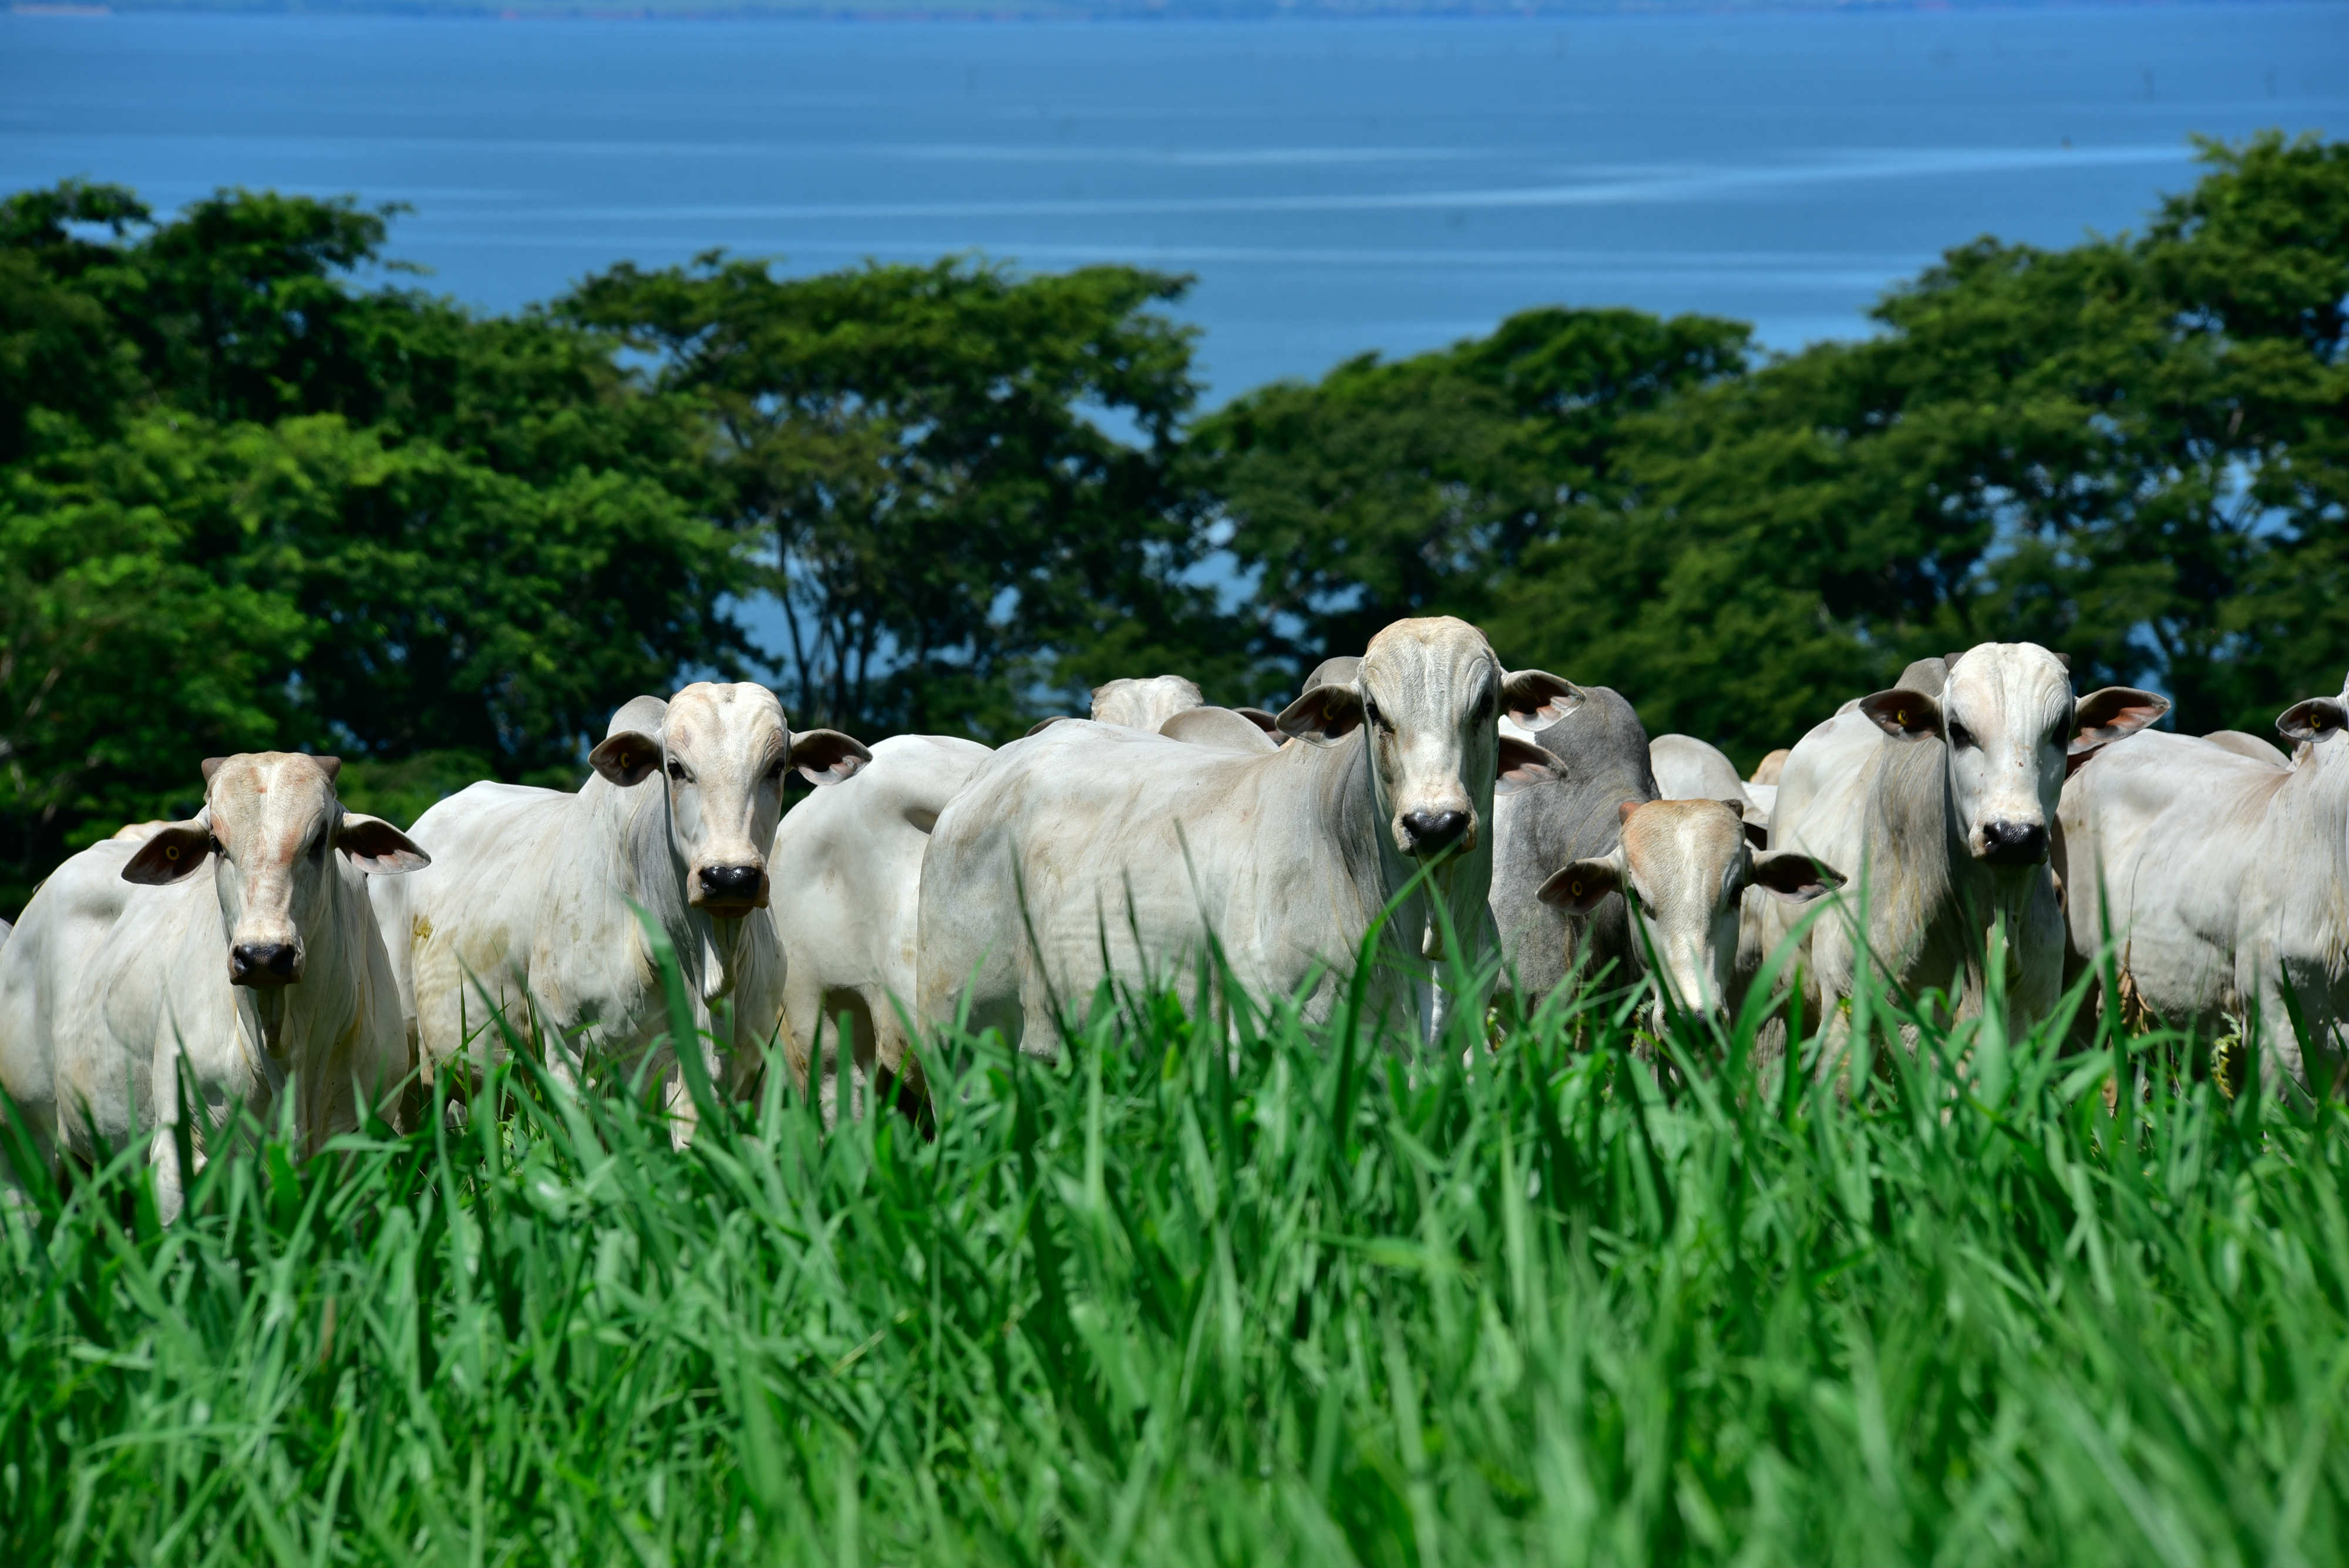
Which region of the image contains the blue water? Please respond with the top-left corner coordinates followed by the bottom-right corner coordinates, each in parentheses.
top-left (2, 6), bottom-right (2343, 400)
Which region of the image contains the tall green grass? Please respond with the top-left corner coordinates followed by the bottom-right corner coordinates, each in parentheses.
top-left (4, 943), bottom-right (2345, 1566)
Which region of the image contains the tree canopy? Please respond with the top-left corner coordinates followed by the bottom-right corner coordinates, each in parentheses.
top-left (2, 133), bottom-right (2344, 913)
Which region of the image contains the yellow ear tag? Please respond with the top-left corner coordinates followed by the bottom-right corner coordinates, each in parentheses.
top-left (1895, 708), bottom-right (1906, 726)
top-left (1571, 880), bottom-right (1583, 897)
top-left (164, 845), bottom-right (180, 860)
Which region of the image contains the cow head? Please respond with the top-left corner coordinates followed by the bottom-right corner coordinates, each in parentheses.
top-left (1540, 799), bottom-right (1841, 1035)
top-left (1277, 617), bottom-right (1580, 860)
top-left (588, 682), bottom-right (870, 920)
top-left (121, 752), bottom-right (428, 988)
top-left (1860, 644), bottom-right (2168, 869)
top-left (1090, 675), bottom-right (1204, 732)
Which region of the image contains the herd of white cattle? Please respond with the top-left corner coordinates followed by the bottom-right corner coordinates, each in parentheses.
top-left (7, 611), bottom-right (2347, 1215)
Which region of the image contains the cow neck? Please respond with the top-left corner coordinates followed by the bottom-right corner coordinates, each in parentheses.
top-left (1313, 725), bottom-right (1494, 1021)
top-left (228, 855), bottom-right (370, 1128)
top-left (2283, 732), bottom-right (2349, 944)
top-left (1879, 734), bottom-right (2042, 1014)
top-left (607, 771), bottom-right (751, 1008)
top-left (1308, 728), bottom-right (1391, 924)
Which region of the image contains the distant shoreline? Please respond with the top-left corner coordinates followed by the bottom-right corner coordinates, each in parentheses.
top-left (9, 0), bottom-right (2328, 22)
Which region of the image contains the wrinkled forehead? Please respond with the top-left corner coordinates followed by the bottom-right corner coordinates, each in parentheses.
top-left (204, 753), bottom-right (339, 848)
top-left (1358, 617), bottom-right (1499, 717)
top-left (1944, 644), bottom-right (2071, 732)
top-left (664, 682), bottom-right (788, 762)
top-left (1623, 799), bottom-right (1745, 870)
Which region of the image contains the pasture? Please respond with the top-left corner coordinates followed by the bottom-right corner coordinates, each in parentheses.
top-left (6, 936), bottom-right (2344, 1566)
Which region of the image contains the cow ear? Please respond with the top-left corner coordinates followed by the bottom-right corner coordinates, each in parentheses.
top-left (1233, 706), bottom-right (1281, 735)
top-left (1501, 669), bottom-right (1583, 732)
top-left (1744, 819), bottom-right (1769, 849)
top-left (336, 813), bottom-right (430, 874)
top-left (1024, 715), bottom-right (1068, 739)
top-left (1751, 851), bottom-right (1843, 904)
top-left (1538, 857), bottom-right (1621, 915)
top-left (1277, 683), bottom-right (1364, 745)
top-left (790, 728), bottom-right (872, 787)
top-left (122, 822), bottom-right (214, 886)
top-left (2277, 698), bottom-right (2349, 745)
top-left (1495, 734), bottom-right (1560, 796)
top-left (588, 730), bottom-right (662, 787)
top-left (2072, 687), bottom-right (2170, 751)
top-left (1859, 688), bottom-right (1943, 739)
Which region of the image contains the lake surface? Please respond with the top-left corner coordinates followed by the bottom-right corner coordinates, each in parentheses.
top-left (2, 6), bottom-right (2344, 399)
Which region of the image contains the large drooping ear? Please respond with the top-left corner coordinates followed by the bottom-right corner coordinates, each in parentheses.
top-left (1744, 819), bottom-right (1769, 849)
top-left (1233, 706), bottom-right (1281, 735)
top-left (312, 754), bottom-right (342, 783)
top-left (1024, 715), bottom-right (1069, 738)
top-left (122, 821), bottom-right (214, 886)
top-left (588, 730), bottom-right (662, 788)
top-left (1750, 851), bottom-right (1843, 904)
top-left (1538, 856), bottom-right (1623, 916)
top-left (336, 813), bottom-right (430, 874)
top-left (1859, 688), bottom-right (1944, 739)
top-left (1277, 683), bottom-right (1364, 744)
top-left (2277, 697), bottom-right (2349, 745)
top-left (1495, 734), bottom-right (1562, 796)
top-left (790, 728), bottom-right (872, 786)
top-left (1500, 669), bottom-right (1584, 732)
top-left (2072, 687), bottom-right (2170, 751)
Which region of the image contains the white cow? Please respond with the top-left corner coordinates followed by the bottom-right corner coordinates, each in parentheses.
top-left (917, 617), bottom-right (1577, 1054)
top-left (371, 684), bottom-right (869, 1130)
top-left (1650, 733), bottom-right (1769, 836)
top-left (1088, 675), bottom-right (1206, 732)
top-left (1160, 705), bottom-right (1280, 754)
top-left (0, 753), bottom-right (426, 1219)
top-left (1540, 798), bottom-right (1842, 1034)
top-left (2200, 730), bottom-right (2288, 767)
top-left (2056, 677), bottom-right (2349, 1092)
top-left (769, 733), bottom-right (992, 1126)
top-left (1761, 644), bottom-right (2165, 1044)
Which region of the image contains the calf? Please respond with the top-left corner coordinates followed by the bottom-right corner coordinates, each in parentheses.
top-left (1541, 799), bottom-right (1841, 1035)
top-left (0, 753), bottom-right (426, 1219)
top-left (372, 683), bottom-right (869, 1132)
top-left (2057, 675), bottom-right (2349, 1091)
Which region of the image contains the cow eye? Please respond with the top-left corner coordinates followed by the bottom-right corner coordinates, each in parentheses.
top-left (765, 757), bottom-right (787, 782)
top-left (1947, 722), bottom-right (1976, 751)
top-left (667, 760), bottom-right (689, 783)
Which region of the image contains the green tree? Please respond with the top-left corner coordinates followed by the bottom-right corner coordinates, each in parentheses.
top-left (566, 254), bottom-right (1248, 738)
top-left (1193, 306), bottom-right (1748, 672)
top-left (0, 184), bottom-right (752, 908)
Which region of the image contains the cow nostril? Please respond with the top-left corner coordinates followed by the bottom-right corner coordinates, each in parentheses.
top-left (230, 943), bottom-right (299, 987)
top-left (1402, 809), bottom-right (1470, 854)
top-left (699, 864), bottom-right (763, 901)
top-left (1980, 820), bottom-right (2050, 865)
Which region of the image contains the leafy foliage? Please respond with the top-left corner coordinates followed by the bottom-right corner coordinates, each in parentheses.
top-left (1216, 134), bottom-right (2349, 765)
top-left (567, 253), bottom-right (1249, 739)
